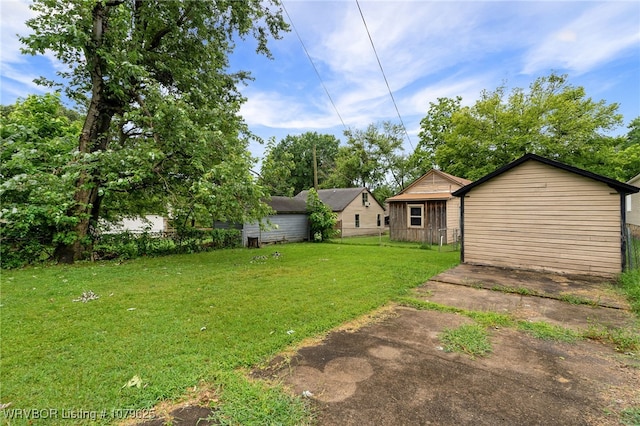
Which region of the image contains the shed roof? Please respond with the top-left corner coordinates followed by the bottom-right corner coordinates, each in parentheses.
top-left (295, 188), bottom-right (381, 212)
top-left (268, 196), bottom-right (307, 213)
top-left (453, 154), bottom-right (639, 197)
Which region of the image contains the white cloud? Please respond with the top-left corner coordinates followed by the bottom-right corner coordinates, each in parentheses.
top-left (522, 2), bottom-right (640, 75)
top-left (0, 0), bottom-right (35, 64)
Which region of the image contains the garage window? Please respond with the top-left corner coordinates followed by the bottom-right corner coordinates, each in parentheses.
top-left (409, 205), bottom-right (423, 228)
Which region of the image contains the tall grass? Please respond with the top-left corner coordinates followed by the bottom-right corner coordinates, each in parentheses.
top-left (0, 243), bottom-right (458, 424)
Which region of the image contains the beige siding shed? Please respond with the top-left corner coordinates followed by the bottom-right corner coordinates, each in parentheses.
top-left (387, 170), bottom-right (470, 244)
top-left (453, 154), bottom-right (639, 277)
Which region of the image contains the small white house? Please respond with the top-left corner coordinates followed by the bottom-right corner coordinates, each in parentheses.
top-left (626, 173), bottom-right (640, 233)
top-left (101, 215), bottom-right (168, 234)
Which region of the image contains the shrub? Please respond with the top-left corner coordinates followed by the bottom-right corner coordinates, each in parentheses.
top-left (306, 188), bottom-right (337, 242)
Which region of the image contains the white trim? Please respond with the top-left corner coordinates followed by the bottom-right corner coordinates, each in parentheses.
top-left (408, 204), bottom-right (424, 228)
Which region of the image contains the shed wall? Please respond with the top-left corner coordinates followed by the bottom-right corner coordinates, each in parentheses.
top-left (243, 214), bottom-right (308, 246)
top-left (462, 161), bottom-right (621, 276)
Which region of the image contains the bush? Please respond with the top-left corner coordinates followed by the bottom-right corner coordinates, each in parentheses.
top-left (306, 188), bottom-right (337, 242)
top-left (92, 228), bottom-right (242, 261)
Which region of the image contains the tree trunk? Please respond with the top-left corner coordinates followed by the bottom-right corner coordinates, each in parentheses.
top-left (54, 104), bottom-right (114, 263)
top-left (54, 1), bottom-right (118, 264)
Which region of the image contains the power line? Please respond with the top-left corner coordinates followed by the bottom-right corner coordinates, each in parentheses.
top-left (281, 1), bottom-right (348, 132)
top-left (355, 0), bottom-right (414, 151)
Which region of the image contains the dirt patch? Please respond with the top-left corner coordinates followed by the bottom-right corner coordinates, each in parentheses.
top-left (126, 384), bottom-right (218, 426)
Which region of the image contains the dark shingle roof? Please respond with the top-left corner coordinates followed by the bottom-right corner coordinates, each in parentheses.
top-left (453, 153), bottom-right (640, 197)
top-left (295, 188), bottom-right (367, 212)
top-left (268, 196), bottom-right (307, 213)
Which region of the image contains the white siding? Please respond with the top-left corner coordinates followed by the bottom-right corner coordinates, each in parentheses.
top-left (102, 215), bottom-right (167, 234)
top-left (627, 175), bottom-right (640, 226)
top-left (463, 161), bottom-right (621, 276)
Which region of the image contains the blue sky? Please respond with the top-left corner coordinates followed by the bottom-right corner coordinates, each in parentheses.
top-left (2, 0), bottom-right (639, 160)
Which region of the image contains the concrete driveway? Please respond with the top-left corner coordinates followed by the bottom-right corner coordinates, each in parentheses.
top-left (256, 265), bottom-right (639, 425)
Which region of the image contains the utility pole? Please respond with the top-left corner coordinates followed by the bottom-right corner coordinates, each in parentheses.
top-left (313, 143), bottom-right (318, 190)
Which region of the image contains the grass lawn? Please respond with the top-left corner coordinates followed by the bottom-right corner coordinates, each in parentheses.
top-left (0, 242), bottom-right (459, 424)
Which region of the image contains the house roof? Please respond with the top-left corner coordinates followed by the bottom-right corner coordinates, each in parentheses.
top-left (387, 169), bottom-right (471, 202)
top-left (628, 173), bottom-right (640, 186)
top-left (295, 187), bottom-right (381, 212)
top-left (268, 196), bottom-right (307, 213)
top-left (452, 153), bottom-right (640, 197)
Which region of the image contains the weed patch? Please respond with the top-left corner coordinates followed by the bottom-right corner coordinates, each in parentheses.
top-left (440, 324), bottom-right (492, 358)
top-left (582, 324), bottom-right (640, 353)
top-left (619, 270), bottom-right (640, 314)
top-left (517, 321), bottom-right (580, 342)
top-left (620, 407), bottom-right (640, 426)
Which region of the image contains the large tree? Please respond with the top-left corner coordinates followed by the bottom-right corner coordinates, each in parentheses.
top-left (419, 74), bottom-right (624, 180)
top-left (20, 0), bottom-right (288, 263)
top-left (260, 132), bottom-right (340, 196)
top-left (411, 96), bottom-right (461, 174)
top-left (325, 121), bottom-right (410, 202)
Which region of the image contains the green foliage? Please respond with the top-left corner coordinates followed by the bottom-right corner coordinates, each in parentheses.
top-left (611, 117), bottom-right (640, 181)
top-left (306, 188), bottom-right (337, 242)
top-left (260, 132), bottom-right (340, 196)
top-left (325, 121), bottom-right (412, 202)
top-left (418, 73), bottom-right (624, 180)
top-left (0, 93), bottom-right (82, 268)
top-left (440, 324), bottom-right (492, 358)
top-left (412, 96), bottom-right (462, 174)
top-left (93, 229), bottom-right (241, 260)
top-left (20, 0), bottom-right (289, 262)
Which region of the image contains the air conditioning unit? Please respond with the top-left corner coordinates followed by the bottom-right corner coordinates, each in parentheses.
top-left (364, 202), bottom-right (371, 207)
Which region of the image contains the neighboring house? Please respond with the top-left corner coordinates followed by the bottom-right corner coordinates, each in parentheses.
top-left (241, 196), bottom-right (309, 247)
top-left (386, 169), bottom-right (471, 244)
top-left (101, 215), bottom-right (169, 234)
top-left (452, 154), bottom-right (639, 277)
top-left (295, 188), bottom-right (386, 237)
top-left (627, 174), bottom-right (640, 234)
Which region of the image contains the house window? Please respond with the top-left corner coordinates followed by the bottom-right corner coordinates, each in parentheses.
top-left (362, 192), bottom-right (368, 206)
top-left (355, 214), bottom-right (360, 228)
top-left (409, 205), bottom-right (423, 228)
top-left (377, 214), bottom-right (381, 227)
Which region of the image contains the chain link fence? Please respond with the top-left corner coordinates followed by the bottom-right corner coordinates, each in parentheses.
top-left (330, 228), bottom-right (460, 252)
